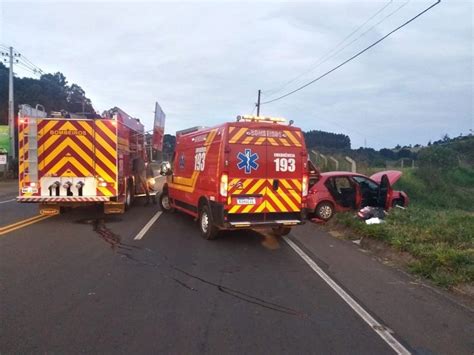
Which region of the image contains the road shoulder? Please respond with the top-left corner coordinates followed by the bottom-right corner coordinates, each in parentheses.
top-left (290, 222), bottom-right (474, 355)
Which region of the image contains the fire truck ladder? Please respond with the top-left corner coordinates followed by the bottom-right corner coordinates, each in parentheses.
top-left (19, 104), bottom-right (46, 184)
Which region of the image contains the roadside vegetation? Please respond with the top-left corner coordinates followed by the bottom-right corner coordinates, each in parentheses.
top-left (332, 138), bottom-right (474, 288)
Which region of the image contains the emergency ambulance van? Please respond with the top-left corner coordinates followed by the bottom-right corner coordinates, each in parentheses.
top-left (159, 115), bottom-right (308, 239)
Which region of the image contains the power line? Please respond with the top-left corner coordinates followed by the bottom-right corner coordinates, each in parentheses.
top-left (261, 0), bottom-right (441, 105)
top-left (264, 0), bottom-right (395, 98)
top-left (265, 0), bottom-right (411, 100)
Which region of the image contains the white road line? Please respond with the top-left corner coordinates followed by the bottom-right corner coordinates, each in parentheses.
top-left (133, 211), bottom-right (163, 240)
top-left (0, 198), bottom-right (15, 205)
top-left (283, 236), bottom-right (411, 355)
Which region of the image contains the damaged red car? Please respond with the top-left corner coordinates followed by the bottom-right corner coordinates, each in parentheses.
top-left (306, 169), bottom-right (409, 221)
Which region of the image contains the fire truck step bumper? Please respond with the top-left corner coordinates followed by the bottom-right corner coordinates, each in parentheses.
top-left (228, 220), bottom-right (302, 228)
top-left (17, 196), bottom-right (110, 202)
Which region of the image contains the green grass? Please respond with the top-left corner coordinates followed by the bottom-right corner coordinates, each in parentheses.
top-left (332, 167), bottom-right (474, 288)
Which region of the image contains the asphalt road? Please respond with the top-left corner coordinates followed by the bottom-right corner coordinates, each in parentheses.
top-left (0, 183), bottom-right (473, 354)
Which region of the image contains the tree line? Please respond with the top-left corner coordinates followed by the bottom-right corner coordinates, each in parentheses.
top-left (0, 62), bottom-right (94, 124)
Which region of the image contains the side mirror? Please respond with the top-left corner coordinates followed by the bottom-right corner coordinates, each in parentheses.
top-left (160, 161), bottom-right (172, 176)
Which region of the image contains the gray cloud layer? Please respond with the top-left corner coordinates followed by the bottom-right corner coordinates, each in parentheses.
top-left (1, 0), bottom-right (472, 148)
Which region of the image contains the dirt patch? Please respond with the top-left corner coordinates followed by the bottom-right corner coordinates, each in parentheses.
top-left (359, 237), bottom-right (417, 266)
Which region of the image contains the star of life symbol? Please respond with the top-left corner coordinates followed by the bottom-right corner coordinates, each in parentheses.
top-left (237, 149), bottom-right (259, 174)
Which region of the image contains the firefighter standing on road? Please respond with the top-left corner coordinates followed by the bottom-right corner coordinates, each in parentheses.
top-left (132, 156), bottom-right (151, 206)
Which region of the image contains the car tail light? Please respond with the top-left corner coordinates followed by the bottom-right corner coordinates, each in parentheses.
top-left (302, 174), bottom-right (309, 197)
top-left (220, 173), bottom-right (228, 197)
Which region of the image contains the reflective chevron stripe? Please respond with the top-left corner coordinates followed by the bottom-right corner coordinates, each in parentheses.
top-left (227, 178), bottom-right (302, 214)
top-left (94, 120), bottom-right (117, 196)
top-left (228, 126), bottom-right (303, 146)
top-left (35, 119), bottom-right (118, 197)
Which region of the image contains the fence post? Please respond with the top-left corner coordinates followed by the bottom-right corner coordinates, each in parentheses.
top-left (345, 156), bottom-right (356, 172)
top-left (329, 156), bottom-right (339, 170)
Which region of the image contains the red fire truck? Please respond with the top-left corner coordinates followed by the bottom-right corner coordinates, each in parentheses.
top-left (17, 105), bottom-right (158, 215)
top-left (159, 115), bottom-right (309, 239)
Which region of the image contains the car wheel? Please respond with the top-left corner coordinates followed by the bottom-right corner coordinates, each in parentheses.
top-left (315, 202), bottom-right (334, 221)
top-left (391, 198), bottom-right (403, 208)
top-left (199, 204), bottom-right (218, 240)
top-left (272, 226), bottom-right (291, 236)
top-left (159, 192), bottom-right (175, 213)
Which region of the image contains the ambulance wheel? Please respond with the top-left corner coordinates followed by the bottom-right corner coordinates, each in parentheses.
top-left (159, 192), bottom-right (175, 213)
top-left (199, 205), bottom-right (218, 240)
top-left (272, 226), bottom-right (291, 236)
top-left (315, 201), bottom-right (334, 221)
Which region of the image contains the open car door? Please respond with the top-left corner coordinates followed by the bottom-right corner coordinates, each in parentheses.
top-left (377, 174), bottom-right (393, 210)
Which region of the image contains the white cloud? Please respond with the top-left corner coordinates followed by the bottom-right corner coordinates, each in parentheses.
top-left (1, 0), bottom-right (472, 149)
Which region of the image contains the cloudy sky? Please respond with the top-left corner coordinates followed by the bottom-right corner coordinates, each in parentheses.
top-left (1, 0), bottom-right (472, 149)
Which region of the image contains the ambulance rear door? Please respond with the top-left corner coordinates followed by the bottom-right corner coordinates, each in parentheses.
top-left (265, 127), bottom-right (304, 216)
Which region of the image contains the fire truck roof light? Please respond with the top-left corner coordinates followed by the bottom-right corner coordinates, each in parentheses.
top-left (236, 115), bottom-right (286, 123)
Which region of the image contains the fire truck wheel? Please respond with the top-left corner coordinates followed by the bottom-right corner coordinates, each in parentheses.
top-left (315, 201), bottom-right (334, 221)
top-left (125, 184), bottom-right (132, 210)
top-left (272, 226), bottom-right (291, 236)
top-left (159, 192), bottom-right (175, 213)
top-left (199, 204), bottom-right (218, 240)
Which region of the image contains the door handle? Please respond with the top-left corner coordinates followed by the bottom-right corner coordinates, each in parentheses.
top-left (273, 179), bottom-right (279, 191)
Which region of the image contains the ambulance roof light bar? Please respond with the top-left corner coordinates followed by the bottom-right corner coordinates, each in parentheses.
top-left (236, 115), bottom-right (287, 124)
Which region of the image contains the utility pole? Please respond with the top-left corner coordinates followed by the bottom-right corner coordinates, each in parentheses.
top-left (8, 46), bottom-right (15, 161)
top-left (256, 90), bottom-right (261, 116)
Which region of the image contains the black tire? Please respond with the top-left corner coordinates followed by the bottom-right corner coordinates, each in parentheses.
top-left (124, 183), bottom-right (132, 211)
top-left (159, 192), bottom-right (175, 213)
top-left (391, 198), bottom-right (403, 208)
top-left (272, 226), bottom-right (291, 236)
top-left (315, 201), bottom-right (334, 221)
top-left (199, 204), bottom-right (219, 240)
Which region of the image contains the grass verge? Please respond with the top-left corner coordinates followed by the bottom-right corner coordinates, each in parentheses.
top-left (333, 208), bottom-right (473, 288)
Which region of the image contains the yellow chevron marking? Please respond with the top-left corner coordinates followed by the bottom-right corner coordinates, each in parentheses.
top-left (242, 136), bottom-right (253, 145)
top-left (285, 131), bottom-right (301, 146)
top-left (41, 134), bottom-right (62, 153)
top-left (276, 188), bottom-right (299, 211)
top-left (255, 201), bottom-right (267, 213)
top-left (242, 185), bottom-right (266, 213)
top-left (255, 137), bottom-right (266, 145)
top-left (205, 129), bottom-right (217, 146)
top-left (229, 126), bottom-right (236, 134)
top-left (96, 120), bottom-right (116, 143)
top-left (289, 190), bottom-right (302, 204)
top-left (77, 121), bottom-right (94, 135)
top-left (246, 179), bottom-right (266, 195)
top-left (291, 179), bottom-right (302, 190)
top-left (229, 128), bottom-right (247, 143)
top-left (280, 179), bottom-right (302, 204)
top-left (265, 199), bottom-right (277, 212)
top-left (279, 179), bottom-right (293, 190)
top-left (43, 137), bottom-right (93, 168)
top-left (94, 131), bottom-right (117, 158)
top-left (40, 121), bottom-right (88, 154)
top-left (280, 138), bottom-right (291, 146)
top-left (266, 188), bottom-right (288, 212)
top-left (95, 148), bottom-right (117, 175)
top-left (97, 186), bottom-right (114, 196)
top-left (229, 204), bottom-right (241, 213)
top-left (52, 155), bottom-right (90, 176)
top-left (95, 164), bottom-right (114, 182)
top-left (267, 137), bottom-right (278, 146)
top-left (40, 120), bottom-right (60, 135)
